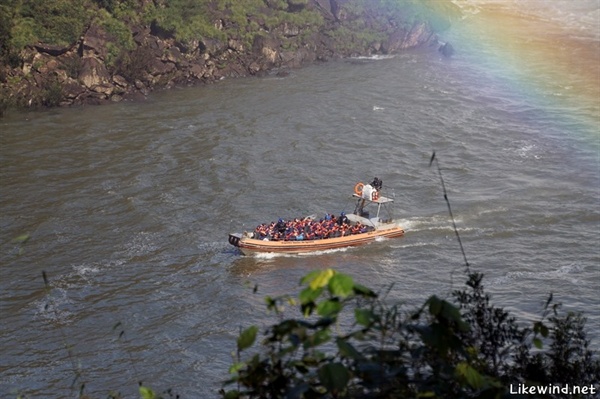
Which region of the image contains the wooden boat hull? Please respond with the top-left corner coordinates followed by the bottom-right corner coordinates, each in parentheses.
top-left (228, 225), bottom-right (404, 255)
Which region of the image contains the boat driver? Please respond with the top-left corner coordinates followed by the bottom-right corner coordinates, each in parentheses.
top-left (371, 177), bottom-right (382, 191)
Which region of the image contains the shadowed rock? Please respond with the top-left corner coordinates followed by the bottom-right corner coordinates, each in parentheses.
top-left (439, 42), bottom-right (454, 57)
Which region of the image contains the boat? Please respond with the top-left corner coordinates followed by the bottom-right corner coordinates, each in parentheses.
top-left (228, 179), bottom-right (405, 255)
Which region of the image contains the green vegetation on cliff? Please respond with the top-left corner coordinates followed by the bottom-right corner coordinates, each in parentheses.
top-left (0, 0), bottom-right (458, 66)
top-left (0, 0), bottom-right (461, 114)
top-left (7, 1), bottom-right (87, 47)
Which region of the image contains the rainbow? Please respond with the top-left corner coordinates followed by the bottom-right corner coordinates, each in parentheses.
top-left (439, 0), bottom-right (599, 143)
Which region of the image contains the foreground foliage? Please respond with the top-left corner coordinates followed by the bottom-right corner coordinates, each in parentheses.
top-left (221, 269), bottom-right (599, 398)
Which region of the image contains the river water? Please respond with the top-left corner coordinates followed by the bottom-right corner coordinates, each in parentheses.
top-left (1, 1), bottom-right (598, 398)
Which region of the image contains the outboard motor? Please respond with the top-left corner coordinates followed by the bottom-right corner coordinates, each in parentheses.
top-left (228, 234), bottom-right (241, 247)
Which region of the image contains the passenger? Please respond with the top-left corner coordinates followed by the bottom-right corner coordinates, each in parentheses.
top-left (331, 225), bottom-right (340, 237)
top-left (304, 223), bottom-right (312, 234)
top-left (338, 212), bottom-right (349, 226)
top-left (340, 225), bottom-right (350, 236)
top-left (254, 223), bottom-right (267, 239)
top-left (276, 218), bottom-right (286, 234)
top-left (257, 211), bottom-right (369, 242)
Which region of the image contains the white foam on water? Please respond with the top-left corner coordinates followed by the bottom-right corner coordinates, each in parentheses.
top-left (488, 263), bottom-right (586, 287)
top-left (351, 54), bottom-right (396, 60)
top-left (250, 246), bottom-right (352, 259)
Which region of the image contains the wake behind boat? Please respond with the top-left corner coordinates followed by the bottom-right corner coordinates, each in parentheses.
top-left (228, 178), bottom-right (405, 255)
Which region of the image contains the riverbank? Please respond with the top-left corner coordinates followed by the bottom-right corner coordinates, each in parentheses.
top-left (0, 0), bottom-right (458, 115)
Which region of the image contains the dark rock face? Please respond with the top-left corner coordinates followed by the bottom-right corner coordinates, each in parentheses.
top-left (1, 0), bottom-right (441, 110)
top-left (79, 57), bottom-right (111, 89)
top-left (33, 43), bottom-right (71, 57)
top-left (439, 42), bottom-right (455, 57)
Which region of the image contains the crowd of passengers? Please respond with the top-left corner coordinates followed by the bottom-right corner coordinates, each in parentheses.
top-left (252, 213), bottom-right (374, 241)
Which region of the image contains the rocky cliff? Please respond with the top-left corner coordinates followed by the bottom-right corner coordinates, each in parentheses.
top-left (0, 0), bottom-right (448, 112)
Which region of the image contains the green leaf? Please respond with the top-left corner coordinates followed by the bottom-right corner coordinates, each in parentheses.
top-left (353, 283), bottom-right (377, 297)
top-left (265, 296), bottom-right (276, 310)
top-left (328, 273), bottom-right (354, 298)
top-left (237, 326), bottom-right (258, 351)
top-left (305, 329), bottom-right (330, 348)
top-left (302, 351), bottom-right (327, 366)
top-left (223, 390), bottom-right (240, 399)
top-left (455, 362), bottom-right (485, 389)
top-left (228, 361), bottom-right (246, 374)
top-left (300, 270), bottom-right (322, 285)
top-left (355, 308), bottom-right (376, 326)
top-left (427, 296), bottom-right (442, 316)
top-left (427, 296), bottom-right (466, 328)
top-left (301, 301), bottom-right (317, 317)
top-left (308, 269), bottom-right (336, 290)
top-left (318, 363), bottom-right (350, 393)
top-left (533, 337), bottom-right (543, 349)
top-left (299, 286), bottom-right (323, 305)
top-left (440, 301), bottom-right (464, 325)
top-left (336, 338), bottom-right (362, 360)
top-left (533, 320), bottom-right (550, 338)
top-left (139, 386), bottom-right (156, 399)
top-left (317, 299), bottom-right (342, 317)
top-left (12, 233), bottom-right (30, 243)
top-left (274, 320), bottom-right (300, 337)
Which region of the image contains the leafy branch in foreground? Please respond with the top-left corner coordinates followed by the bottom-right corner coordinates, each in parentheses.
top-left (221, 268), bottom-right (599, 398)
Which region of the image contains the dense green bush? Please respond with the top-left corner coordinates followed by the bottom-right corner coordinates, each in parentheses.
top-left (143, 0), bottom-right (225, 45)
top-left (0, 0), bottom-right (141, 67)
top-left (144, 0), bottom-right (324, 50)
top-left (341, 0), bottom-right (459, 33)
top-left (41, 77), bottom-right (64, 107)
top-left (0, 3), bottom-right (15, 62)
top-left (93, 8), bottom-right (136, 69)
top-left (0, 0), bottom-right (91, 67)
top-left (115, 45), bottom-right (154, 81)
top-left (221, 269), bottom-right (599, 398)
top-left (15, 0), bottom-right (90, 47)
